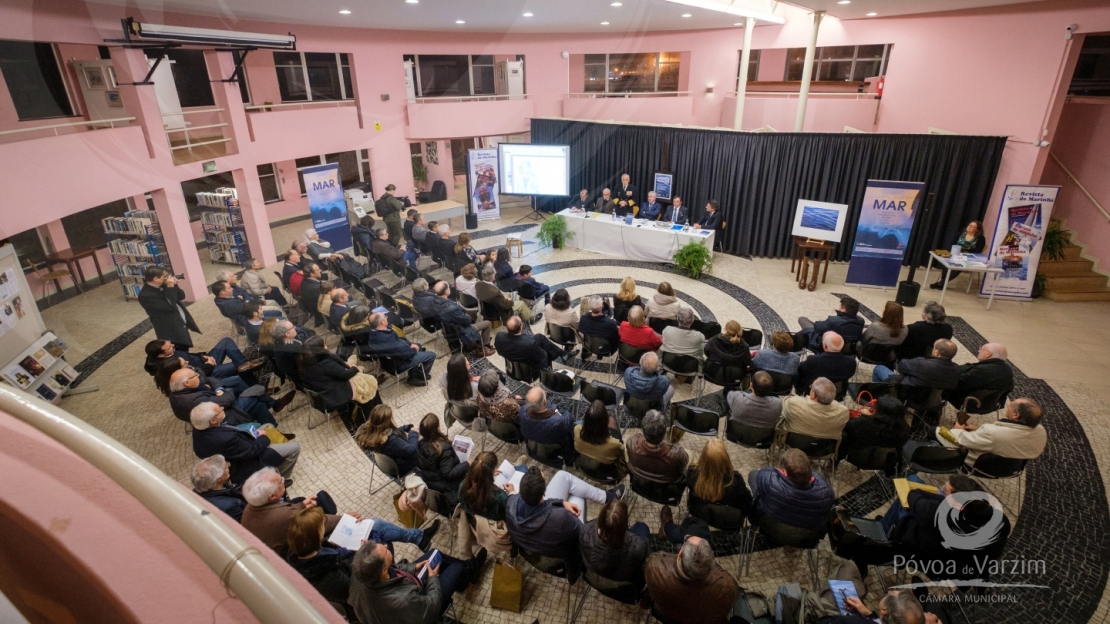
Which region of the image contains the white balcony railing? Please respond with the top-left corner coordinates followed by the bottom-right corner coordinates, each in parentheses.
top-left (244, 100), bottom-right (355, 113)
top-left (411, 94), bottom-right (529, 103)
top-left (0, 116), bottom-right (135, 138)
top-left (727, 91), bottom-right (878, 99)
top-left (566, 91), bottom-right (692, 99)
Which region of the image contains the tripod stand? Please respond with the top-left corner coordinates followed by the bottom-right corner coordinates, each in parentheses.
top-left (514, 196), bottom-right (547, 223)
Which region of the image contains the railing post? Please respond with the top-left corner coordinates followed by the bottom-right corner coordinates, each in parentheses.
top-left (794, 10), bottom-right (824, 132)
top-left (734, 16), bottom-right (756, 131)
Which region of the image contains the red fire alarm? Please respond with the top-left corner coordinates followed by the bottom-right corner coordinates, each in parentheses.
top-left (875, 76), bottom-right (885, 98)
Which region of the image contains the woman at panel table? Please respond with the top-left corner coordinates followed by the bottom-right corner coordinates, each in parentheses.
top-left (929, 220), bottom-right (985, 290)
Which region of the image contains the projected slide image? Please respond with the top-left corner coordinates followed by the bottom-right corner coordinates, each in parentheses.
top-left (800, 206), bottom-right (840, 232)
top-left (499, 144), bottom-right (570, 196)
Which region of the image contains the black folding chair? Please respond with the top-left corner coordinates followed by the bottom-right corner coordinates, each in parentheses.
top-left (670, 403), bottom-right (720, 438)
top-left (505, 359), bottom-right (540, 384)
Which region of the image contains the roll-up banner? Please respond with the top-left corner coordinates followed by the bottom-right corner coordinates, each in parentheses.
top-left (980, 185), bottom-right (1059, 300)
top-left (468, 148), bottom-right (501, 221)
top-left (303, 163), bottom-right (353, 251)
top-left (845, 180), bottom-right (926, 288)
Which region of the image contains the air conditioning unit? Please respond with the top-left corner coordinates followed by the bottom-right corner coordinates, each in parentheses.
top-left (495, 60), bottom-right (524, 100)
top-left (404, 60), bottom-right (417, 103)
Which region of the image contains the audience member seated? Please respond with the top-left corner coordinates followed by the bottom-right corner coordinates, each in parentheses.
top-left (439, 353), bottom-right (479, 409)
top-left (316, 280), bottom-right (335, 320)
top-left (899, 301), bottom-right (953, 359)
top-left (410, 212), bottom-right (430, 244)
top-left (931, 398), bottom-right (1047, 466)
top-left (798, 295), bottom-right (864, 352)
top-left (241, 467), bottom-right (343, 551)
top-left (544, 288), bottom-right (580, 331)
top-left (644, 281), bottom-right (681, 320)
top-left (169, 367), bottom-right (289, 427)
top-left (410, 277), bottom-right (438, 319)
top-left (516, 265), bottom-right (550, 306)
top-left (417, 413), bottom-right (468, 507)
top-left (704, 320), bottom-right (753, 374)
top-left (348, 535), bottom-right (487, 624)
top-left (328, 288), bottom-right (352, 329)
top-left (476, 370), bottom-right (522, 425)
top-left (660, 307), bottom-right (707, 362)
top-left (284, 506), bottom-right (357, 615)
top-left (299, 263), bottom-right (324, 323)
top-left (256, 317), bottom-right (280, 361)
top-left (455, 263), bottom-right (479, 300)
top-left (580, 499), bottom-right (650, 585)
top-left (495, 316), bottom-right (577, 371)
top-left (143, 337), bottom-right (255, 381)
top-left (838, 395), bottom-right (911, 462)
top-left (727, 371), bottom-right (783, 429)
top-left (213, 280), bottom-right (250, 326)
top-left (459, 451), bottom-right (512, 522)
top-left (403, 209), bottom-right (418, 241)
top-left (476, 265), bottom-right (532, 322)
top-left (661, 440), bottom-right (751, 544)
top-left (241, 258), bottom-right (288, 307)
top-left (752, 331), bottom-right (801, 376)
top-left (873, 338), bottom-right (960, 388)
top-left (626, 409), bottom-right (689, 484)
top-left (779, 377), bottom-right (850, 441)
top-left (339, 305), bottom-right (374, 347)
top-left (619, 305), bottom-right (662, 351)
top-left (623, 351), bottom-right (674, 413)
top-left (644, 535), bottom-right (739, 624)
top-left (861, 301), bottom-right (908, 348)
top-left (427, 281), bottom-right (495, 357)
top-left (191, 455), bottom-right (246, 522)
top-left (505, 466), bottom-right (623, 561)
top-left (283, 250), bottom-right (304, 294)
top-left (574, 400), bottom-right (628, 479)
top-left (492, 247), bottom-right (516, 284)
top-left (520, 387), bottom-right (576, 464)
top-left (271, 320), bottom-right (306, 384)
top-left (452, 231), bottom-right (484, 269)
top-left (351, 214), bottom-right (376, 254)
top-left (822, 590), bottom-right (927, 624)
top-left (945, 342), bottom-right (1014, 408)
top-left (355, 405), bottom-right (419, 476)
top-left (242, 302), bottom-right (266, 345)
top-left (749, 449), bottom-right (835, 534)
top-left (190, 402), bottom-right (301, 483)
top-left (612, 276), bottom-right (645, 323)
top-left (578, 295), bottom-right (622, 353)
top-left (371, 227), bottom-right (405, 263)
top-left (297, 336), bottom-right (380, 424)
top-left (305, 227), bottom-right (347, 261)
top-left (795, 332), bottom-right (857, 394)
top-left (364, 312), bottom-right (435, 385)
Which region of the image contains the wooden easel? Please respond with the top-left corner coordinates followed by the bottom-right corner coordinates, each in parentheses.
top-left (791, 236), bottom-right (835, 292)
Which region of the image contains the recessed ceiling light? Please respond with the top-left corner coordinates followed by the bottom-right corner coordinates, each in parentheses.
top-left (523, 12), bottom-right (533, 16)
top-left (455, 19), bottom-right (465, 23)
top-left (611, 2), bottom-right (622, 5)
top-left (405, 0), bottom-right (418, 3)
top-left (837, 0), bottom-right (850, 4)
top-left (681, 13), bottom-right (692, 17)
top-left (866, 12), bottom-right (877, 16)
top-left (601, 21), bottom-right (610, 25)
top-left (734, 22), bottom-right (742, 25)
top-left (339, 9), bottom-right (351, 14)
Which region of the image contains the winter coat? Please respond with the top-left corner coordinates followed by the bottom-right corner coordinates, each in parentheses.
top-left (416, 439), bottom-right (467, 504)
top-left (644, 293), bottom-right (681, 320)
top-left (750, 466), bottom-right (834, 533)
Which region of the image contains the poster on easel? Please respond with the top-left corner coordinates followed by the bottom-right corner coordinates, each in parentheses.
top-left (845, 180), bottom-right (925, 288)
top-left (980, 185), bottom-right (1059, 300)
top-left (467, 148), bottom-right (501, 221)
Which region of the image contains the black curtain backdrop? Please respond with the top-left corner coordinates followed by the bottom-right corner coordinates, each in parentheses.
top-left (531, 119), bottom-right (1007, 264)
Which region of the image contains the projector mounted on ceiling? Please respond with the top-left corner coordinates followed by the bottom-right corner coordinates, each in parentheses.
top-left (118, 17), bottom-right (297, 50)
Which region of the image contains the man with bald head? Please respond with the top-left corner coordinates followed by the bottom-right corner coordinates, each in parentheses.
top-left (494, 315), bottom-right (577, 371)
top-left (794, 331), bottom-right (857, 395)
top-left (644, 534), bottom-right (739, 624)
top-left (519, 387), bottom-right (576, 464)
top-left (623, 351), bottom-right (675, 412)
top-left (945, 342), bottom-right (1014, 408)
top-left (778, 377), bottom-right (850, 442)
top-left (939, 397), bottom-right (1047, 466)
top-left (873, 338), bottom-right (960, 388)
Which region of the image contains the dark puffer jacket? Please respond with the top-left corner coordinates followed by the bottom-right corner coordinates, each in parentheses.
top-left (750, 467), bottom-right (834, 533)
top-left (287, 547), bottom-right (355, 605)
top-left (416, 439), bottom-right (467, 507)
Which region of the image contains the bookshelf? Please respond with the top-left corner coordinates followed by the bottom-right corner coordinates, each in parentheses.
top-left (198, 188), bottom-right (252, 267)
top-left (102, 210), bottom-right (173, 301)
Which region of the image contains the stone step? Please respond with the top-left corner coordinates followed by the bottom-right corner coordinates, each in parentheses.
top-left (1044, 287), bottom-right (1110, 302)
top-left (1062, 245), bottom-right (1084, 261)
top-left (1044, 274), bottom-right (1110, 291)
top-left (1038, 259), bottom-right (1095, 276)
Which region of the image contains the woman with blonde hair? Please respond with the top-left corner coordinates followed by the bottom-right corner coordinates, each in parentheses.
top-left (660, 439), bottom-right (752, 543)
top-left (612, 276), bottom-right (644, 323)
top-left (455, 262), bottom-right (480, 300)
top-left (644, 281), bottom-right (680, 320)
top-left (355, 404), bottom-right (418, 475)
top-left (618, 306), bottom-right (662, 351)
top-left (704, 320), bottom-right (753, 377)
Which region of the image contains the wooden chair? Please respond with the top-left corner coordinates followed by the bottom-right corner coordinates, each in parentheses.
top-left (27, 258), bottom-right (72, 304)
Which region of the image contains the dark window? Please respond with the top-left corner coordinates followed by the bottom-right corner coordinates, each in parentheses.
top-left (786, 44), bottom-right (889, 81)
top-left (417, 55), bottom-right (470, 97)
top-left (62, 199), bottom-right (129, 253)
top-left (472, 56), bottom-right (495, 95)
top-left (582, 53), bottom-right (680, 93)
top-left (1070, 35), bottom-right (1110, 97)
top-left (7, 229), bottom-right (46, 269)
top-left (274, 51), bottom-right (308, 101)
top-left (296, 156), bottom-right (324, 195)
top-left (144, 49), bottom-right (215, 108)
top-left (0, 40), bottom-right (74, 121)
top-left (181, 172), bottom-right (235, 221)
top-left (274, 52), bottom-right (352, 102)
top-left (325, 151), bottom-right (360, 189)
top-left (360, 149), bottom-right (373, 194)
top-left (305, 52), bottom-right (344, 100)
top-left (257, 163), bottom-right (282, 203)
top-left (737, 49), bottom-right (761, 85)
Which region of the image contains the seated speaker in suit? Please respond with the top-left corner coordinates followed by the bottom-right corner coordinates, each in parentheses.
top-left (693, 199), bottom-right (722, 233)
top-left (594, 188), bottom-right (616, 213)
top-left (662, 196), bottom-right (689, 225)
top-left (567, 189), bottom-right (591, 211)
top-left (640, 191), bottom-right (663, 221)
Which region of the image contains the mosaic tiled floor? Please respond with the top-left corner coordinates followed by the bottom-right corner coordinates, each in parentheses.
top-left (47, 206), bottom-right (1110, 624)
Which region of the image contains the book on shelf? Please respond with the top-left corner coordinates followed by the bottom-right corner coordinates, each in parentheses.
top-left (102, 216), bottom-right (152, 235)
top-left (202, 211), bottom-right (236, 227)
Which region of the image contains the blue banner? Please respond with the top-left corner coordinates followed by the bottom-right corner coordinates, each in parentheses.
top-left (303, 163), bottom-right (352, 251)
top-left (844, 180), bottom-right (925, 288)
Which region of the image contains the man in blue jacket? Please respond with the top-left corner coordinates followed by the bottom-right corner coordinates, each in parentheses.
top-left (662, 196), bottom-right (689, 225)
top-left (363, 312), bottom-right (436, 385)
top-left (191, 402), bottom-right (301, 483)
top-left (519, 387), bottom-right (577, 466)
top-left (748, 449), bottom-right (834, 534)
top-left (797, 295), bottom-right (865, 353)
top-left (640, 190), bottom-right (663, 221)
top-left (623, 352), bottom-right (674, 413)
top-left (423, 281), bottom-right (495, 357)
top-left (191, 454), bottom-right (247, 522)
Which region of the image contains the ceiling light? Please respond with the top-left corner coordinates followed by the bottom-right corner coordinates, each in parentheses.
top-left (405, 0), bottom-right (418, 3)
top-left (601, 21), bottom-right (610, 25)
top-left (866, 12), bottom-right (877, 16)
top-left (611, 2), bottom-right (622, 5)
top-left (455, 19), bottom-right (465, 23)
top-left (682, 13), bottom-right (692, 17)
top-left (837, 0), bottom-right (849, 4)
top-left (339, 9), bottom-right (351, 13)
top-left (661, 0), bottom-right (784, 24)
top-left (523, 12), bottom-right (533, 16)
top-left (734, 22), bottom-right (742, 25)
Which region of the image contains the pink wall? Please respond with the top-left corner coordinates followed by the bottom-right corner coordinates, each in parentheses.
top-left (1041, 100), bottom-right (1110, 272)
top-left (563, 95), bottom-right (696, 125)
top-left (406, 99), bottom-right (534, 139)
top-left (722, 94), bottom-right (880, 131)
top-left (423, 140), bottom-right (455, 192)
top-left (757, 49), bottom-right (788, 82)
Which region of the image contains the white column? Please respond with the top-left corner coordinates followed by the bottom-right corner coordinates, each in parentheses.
top-left (794, 11), bottom-right (824, 132)
top-left (733, 16), bottom-right (756, 131)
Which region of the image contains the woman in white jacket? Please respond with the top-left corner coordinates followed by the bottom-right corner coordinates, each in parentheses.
top-left (644, 281), bottom-right (681, 320)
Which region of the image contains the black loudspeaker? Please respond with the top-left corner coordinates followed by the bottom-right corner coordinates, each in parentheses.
top-left (896, 280), bottom-right (921, 307)
top-left (465, 213), bottom-right (478, 230)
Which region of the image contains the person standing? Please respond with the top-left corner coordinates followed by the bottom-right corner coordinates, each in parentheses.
top-left (377, 184), bottom-right (405, 246)
top-left (615, 173), bottom-right (638, 215)
top-left (138, 266), bottom-right (200, 349)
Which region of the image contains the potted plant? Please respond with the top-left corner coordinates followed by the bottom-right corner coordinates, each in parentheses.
top-left (1033, 220), bottom-right (1071, 298)
top-left (412, 160), bottom-right (428, 193)
top-left (673, 240), bottom-right (713, 279)
top-left (536, 215), bottom-right (573, 249)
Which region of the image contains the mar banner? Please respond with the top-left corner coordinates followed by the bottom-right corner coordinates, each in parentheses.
top-left (844, 180), bottom-right (925, 288)
top-left (303, 163), bottom-right (352, 251)
top-left (468, 148), bottom-right (501, 221)
top-left (980, 184), bottom-right (1059, 300)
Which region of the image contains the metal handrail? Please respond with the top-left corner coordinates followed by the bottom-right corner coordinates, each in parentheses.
top-left (244, 100), bottom-right (353, 112)
top-left (412, 94), bottom-right (529, 103)
top-left (0, 385), bottom-right (331, 624)
top-left (1049, 152), bottom-right (1110, 223)
top-left (565, 91), bottom-right (691, 98)
top-left (726, 91), bottom-right (876, 99)
top-left (0, 117), bottom-right (135, 137)
top-left (162, 108), bottom-right (225, 117)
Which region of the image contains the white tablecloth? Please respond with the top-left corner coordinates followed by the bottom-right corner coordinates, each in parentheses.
top-left (557, 209), bottom-right (715, 263)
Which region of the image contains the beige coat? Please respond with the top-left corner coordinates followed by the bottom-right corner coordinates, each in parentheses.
top-left (644, 293), bottom-right (681, 320)
top-left (778, 395), bottom-right (849, 441)
top-left (947, 419), bottom-right (1047, 465)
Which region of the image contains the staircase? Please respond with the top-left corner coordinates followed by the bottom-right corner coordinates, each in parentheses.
top-left (1041, 243), bottom-right (1110, 302)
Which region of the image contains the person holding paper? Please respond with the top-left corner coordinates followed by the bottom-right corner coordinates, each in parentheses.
top-left (567, 188), bottom-right (591, 211)
top-left (416, 414), bottom-right (468, 507)
top-left (823, 589), bottom-right (928, 624)
top-left (459, 451), bottom-right (514, 522)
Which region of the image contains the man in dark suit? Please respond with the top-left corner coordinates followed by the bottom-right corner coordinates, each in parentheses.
top-left (138, 266), bottom-right (200, 349)
top-left (794, 332), bottom-right (857, 394)
top-left (191, 455), bottom-right (248, 522)
top-left (577, 295), bottom-right (621, 349)
top-left (363, 313), bottom-right (435, 385)
top-left (168, 367), bottom-right (292, 426)
top-left (143, 337), bottom-right (255, 380)
top-left (281, 249), bottom-right (302, 290)
top-left (494, 315), bottom-right (576, 371)
top-left (424, 281), bottom-right (495, 356)
top-left (299, 262), bottom-right (324, 326)
top-left (692, 199), bottom-right (722, 233)
top-left (328, 289), bottom-right (352, 329)
top-left (271, 320), bottom-right (305, 385)
top-left (662, 195), bottom-right (689, 225)
top-left (873, 339), bottom-right (961, 388)
top-left (639, 190), bottom-right (663, 221)
top-left (945, 343), bottom-right (1014, 408)
top-left (213, 280), bottom-right (249, 326)
top-left (567, 189), bottom-right (591, 211)
top-left (798, 295), bottom-right (865, 353)
top-left (191, 402), bottom-right (301, 482)
top-left (403, 208), bottom-right (419, 242)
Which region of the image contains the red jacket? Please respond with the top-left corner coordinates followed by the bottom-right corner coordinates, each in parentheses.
top-left (619, 322), bottom-right (662, 351)
top-left (289, 271), bottom-right (304, 297)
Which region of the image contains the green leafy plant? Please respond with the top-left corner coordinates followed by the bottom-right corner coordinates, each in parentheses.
top-left (1032, 273), bottom-right (1047, 298)
top-left (536, 215), bottom-right (574, 249)
top-left (673, 240), bottom-right (713, 279)
top-left (1039, 219), bottom-right (1071, 263)
top-left (411, 160), bottom-right (428, 191)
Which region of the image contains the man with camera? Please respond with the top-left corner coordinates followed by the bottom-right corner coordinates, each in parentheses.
top-left (138, 266), bottom-right (200, 349)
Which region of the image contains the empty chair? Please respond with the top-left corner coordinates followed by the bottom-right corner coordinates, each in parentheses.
top-left (574, 454), bottom-right (622, 486)
top-left (526, 438), bottom-right (567, 470)
top-left (486, 418), bottom-right (524, 454)
top-left (581, 335), bottom-right (618, 376)
top-left (519, 547), bottom-right (579, 623)
top-left (844, 446), bottom-right (900, 498)
top-left (741, 328), bottom-right (764, 348)
top-left (726, 420), bottom-right (776, 450)
top-left (659, 352), bottom-right (703, 400)
top-left (364, 448), bottom-right (410, 496)
top-left (458, 291), bottom-right (481, 317)
top-left (960, 452), bottom-right (1028, 514)
top-left (506, 359), bottom-right (540, 384)
top-left (766, 371), bottom-right (795, 397)
top-left (904, 444), bottom-right (969, 476)
top-left (623, 395), bottom-right (661, 426)
top-left (670, 403), bottom-right (720, 438)
top-left (580, 378), bottom-right (624, 412)
top-left (702, 360), bottom-right (747, 394)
